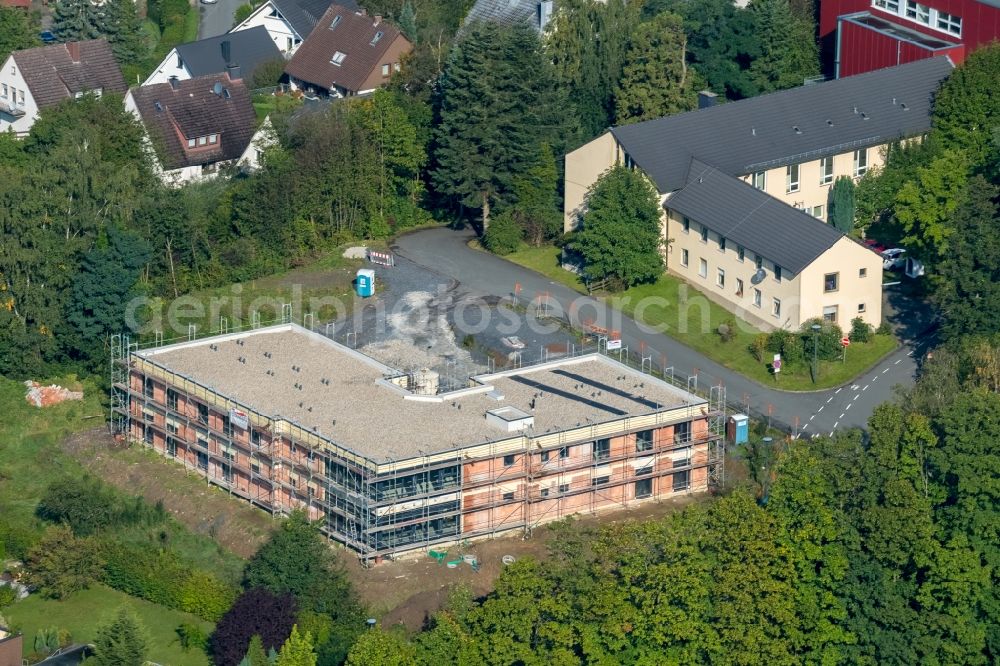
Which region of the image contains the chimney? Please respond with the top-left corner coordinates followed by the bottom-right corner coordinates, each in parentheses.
top-left (66, 41), bottom-right (81, 63)
top-left (168, 75), bottom-right (180, 90)
top-left (226, 63), bottom-right (241, 81)
top-left (697, 90), bottom-right (717, 109)
top-left (374, 14), bottom-right (382, 25)
top-left (221, 40), bottom-right (231, 65)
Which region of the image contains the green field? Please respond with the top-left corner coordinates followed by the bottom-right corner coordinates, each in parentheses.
top-left (499, 245), bottom-right (898, 390)
top-left (2, 584), bottom-right (212, 665)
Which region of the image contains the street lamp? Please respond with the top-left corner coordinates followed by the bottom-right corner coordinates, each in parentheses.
top-left (811, 323), bottom-right (821, 383)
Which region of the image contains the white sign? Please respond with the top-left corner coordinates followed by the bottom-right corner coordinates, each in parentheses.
top-left (229, 408), bottom-right (249, 431)
top-left (772, 353), bottom-right (782, 373)
top-left (606, 338), bottom-right (622, 351)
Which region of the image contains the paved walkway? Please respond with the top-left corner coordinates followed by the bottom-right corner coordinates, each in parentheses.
top-left (394, 227), bottom-right (930, 436)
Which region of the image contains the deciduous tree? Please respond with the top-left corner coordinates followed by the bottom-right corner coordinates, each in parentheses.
top-left (25, 525), bottom-right (103, 599)
top-left (931, 43), bottom-right (1000, 164)
top-left (895, 148), bottom-right (969, 265)
top-left (0, 6), bottom-right (39, 64)
top-left (212, 588), bottom-right (298, 666)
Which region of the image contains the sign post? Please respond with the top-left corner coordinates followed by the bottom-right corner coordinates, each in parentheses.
top-left (772, 353), bottom-right (782, 375)
top-left (841, 337), bottom-right (851, 364)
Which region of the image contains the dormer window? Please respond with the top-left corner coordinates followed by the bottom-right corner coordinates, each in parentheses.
top-left (330, 51), bottom-right (346, 66)
top-left (186, 134), bottom-right (219, 149)
top-left (269, 8), bottom-right (280, 17)
top-left (370, 31), bottom-right (384, 46)
top-left (329, 15), bottom-right (342, 30)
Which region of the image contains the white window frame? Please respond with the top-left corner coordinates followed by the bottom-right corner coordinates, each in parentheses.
top-left (717, 268), bottom-right (725, 288)
top-left (752, 171), bottom-right (766, 190)
top-left (772, 298), bottom-right (781, 319)
top-left (853, 149), bottom-right (868, 177)
top-left (812, 205), bottom-right (824, 219)
top-left (187, 138), bottom-right (196, 148)
top-left (1, 84), bottom-right (7, 98)
top-left (936, 11), bottom-right (961, 36)
top-left (699, 258), bottom-right (708, 279)
top-left (904, 0), bottom-right (931, 25)
top-left (330, 51), bottom-right (346, 66)
top-left (681, 248), bottom-right (688, 267)
top-left (208, 134), bottom-right (218, 144)
top-left (820, 156), bottom-right (833, 185)
top-left (823, 305), bottom-right (839, 323)
top-left (858, 303), bottom-right (867, 313)
top-left (753, 289), bottom-right (762, 308)
top-left (381, 63), bottom-right (390, 77)
top-left (736, 278), bottom-right (744, 298)
top-left (786, 164), bottom-right (800, 193)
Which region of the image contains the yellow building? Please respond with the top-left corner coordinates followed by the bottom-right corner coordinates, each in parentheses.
top-left (564, 57), bottom-right (954, 330)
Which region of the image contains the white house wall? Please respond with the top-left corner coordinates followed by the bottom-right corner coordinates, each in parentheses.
top-left (143, 49), bottom-right (192, 86)
top-left (231, 2), bottom-right (302, 55)
top-left (0, 54), bottom-right (41, 136)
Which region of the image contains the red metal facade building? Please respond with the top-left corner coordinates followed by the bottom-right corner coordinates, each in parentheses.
top-left (821, 0), bottom-right (1000, 76)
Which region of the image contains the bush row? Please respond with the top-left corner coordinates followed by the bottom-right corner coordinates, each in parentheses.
top-left (750, 317), bottom-right (876, 367)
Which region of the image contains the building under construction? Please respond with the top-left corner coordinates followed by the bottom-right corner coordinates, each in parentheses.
top-left (111, 323), bottom-right (724, 562)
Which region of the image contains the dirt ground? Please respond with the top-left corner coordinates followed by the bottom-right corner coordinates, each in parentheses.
top-left (63, 428), bottom-right (278, 558)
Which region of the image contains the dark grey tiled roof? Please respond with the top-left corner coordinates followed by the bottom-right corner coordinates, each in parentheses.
top-left (176, 26), bottom-right (282, 81)
top-left (611, 57), bottom-right (954, 193)
top-left (666, 161), bottom-right (847, 275)
top-left (270, 0), bottom-right (358, 39)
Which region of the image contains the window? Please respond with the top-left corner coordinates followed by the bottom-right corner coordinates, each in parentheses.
top-left (251, 462), bottom-right (261, 475)
top-left (144, 425), bottom-right (154, 444)
top-left (187, 138), bottom-right (196, 148)
top-left (197, 403), bottom-right (209, 425)
top-left (905, 1), bottom-right (930, 25)
top-left (937, 11), bottom-right (961, 35)
top-left (673, 448), bottom-right (692, 468)
top-left (753, 288), bottom-right (762, 308)
top-left (394, 62), bottom-right (400, 72)
top-left (812, 205), bottom-right (824, 219)
top-left (370, 30), bottom-right (384, 46)
top-left (873, 0), bottom-right (899, 12)
top-left (330, 51), bottom-right (346, 66)
top-left (635, 478), bottom-right (653, 498)
top-left (772, 298), bottom-right (782, 318)
top-left (251, 429), bottom-right (261, 446)
top-left (824, 272), bottom-right (839, 292)
top-left (823, 305), bottom-right (839, 323)
top-left (222, 463), bottom-right (234, 483)
top-left (820, 156), bottom-right (834, 185)
top-left (858, 303), bottom-right (867, 313)
top-left (167, 388), bottom-right (178, 411)
top-left (592, 476), bottom-right (610, 486)
top-left (786, 164), bottom-right (800, 193)
top-left (636, 430), bottom-right (653, 452)
top-left (681, 248), bottom-right (689, 267)
top-left (774, 265), bottom-right (782, 282)
top-left (502, 491), bottom-right (514, 501)
top-left (559, 446), bottom-right (569, 459)
top-left (1, 84), bottom-right (6, 98)
top-left (593, 438), bottom-right (610, 461)
top-left (699, 258), bottom-right (707, 278)
top-left (859, 267), bottom-right (868, 278)
top-left (503, 454), bottom-right (515, 467)
top-left (329, 14), bottom-right (342, 29)
top-left (736, 278), bottom-right (744, 298)
top-left (755, 254), bottom-right (763, 270)
top-left (700, 226), bottom-right (708, 243)
top-left (737, 245), bottom-right (745, 262)
top-left (541, 450), bottom-right (550, 462)
top-left (208, 134), bottom-right (217, 144)
top-left (540, 487), bottom-right (550, 497)
top-left (144, 377), bottom-right (154, 399)
top-left (674, 420), bottom-right (691, 444)
top-left (176, 54), bottom-right (183, 68)
top-left (636, 463), bottom-right (653, 476)
top-left (381, 64), bottom-right (390, 77)
top-left (719, 236), bottom-right (726, 253)
top-left (198, 136), bottom-right (208, 146)
top-left (17, 89), bottom-right (23, 105)
top-left (853, 149), bottom-right (868, 177)
top-left (717, 268), bottom-right (725, 288)
top-left (559, 483), bottom-right (570, 493)
top-left (286, 36), bottom-right (293, 51)
top-left (752, 171), bottom-right (766, 190)
top-left (682, 216), bottom-right (690, 233)
top-left (166, 437), bottom-right (177, 457)
top-left (223, 416), bottom-right (233, 437)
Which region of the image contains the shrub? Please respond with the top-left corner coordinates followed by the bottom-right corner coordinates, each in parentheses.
top-left (36, 476), bottom-right (166, 536)
top-left (177, 622), bottom-right (209, 652)
top-left (251, 58), bottom-right (286, 90)
top-left (849, 317), bottom-right (874, 343)
top-left (749, 333), bottom-right (769, 362)
top-left (876, 321), bottom-right (893, 336)
top-left (0, 586), bottom-right (17, 608)
top-left (717, 319), bottom-right (735, 343)
top-left (100, 541), bottom-right (184, 608)
top-left (26, 525), bottom-right (103, 600)
top-left (179, 570), bottom-right (238, 622)
top-left (234, 2), bottom-right (256, 26)
top-left (800, 320), bottom-right (846, 361)
top-left (766, 329), bottom-right (804, 365)
top-left (481, 211), bottom-right (523, 255)
top-left (211, 588), bottom-right (298, 666)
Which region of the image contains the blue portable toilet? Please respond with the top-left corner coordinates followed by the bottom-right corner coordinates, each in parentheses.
top-left (729, 414), bottom-right (749, 445)
top-left (356, 269), bottom-right (375, 298)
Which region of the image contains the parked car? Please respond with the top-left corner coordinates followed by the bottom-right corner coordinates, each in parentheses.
top-left (501, 336), bottom-right (525, 350)
top-left (881, 248), bottom-right (906, 270)
top-left (863, 238), bottom-right (887, 254)
top-left (39, 31), bottom-right (57, 44)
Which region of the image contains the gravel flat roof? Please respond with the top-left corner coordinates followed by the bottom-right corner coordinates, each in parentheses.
top-left (138, 325), bottom-right (704, 462)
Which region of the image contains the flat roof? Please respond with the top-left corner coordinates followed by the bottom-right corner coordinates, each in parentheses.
top-left (137, 324), bottom-right (704, 463)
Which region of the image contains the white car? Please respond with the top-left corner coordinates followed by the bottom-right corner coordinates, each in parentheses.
top-left (201, 0), bottom-right (217, 4)
top-left (501, 336), bottom-right (525, 350)
top-left (881, 248), bottom-right (906, 270)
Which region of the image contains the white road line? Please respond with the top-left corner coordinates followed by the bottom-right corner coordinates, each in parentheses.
top-left (863, 384), bottom-right (870, 391)
top-left (882, 368), bottom-right (889, 374)
top-left (839, 413), bottom-right (845, 419)
top-left (845, 403), bottom-right (852, 411)
top-left (827, 397), bottom-right (834, 403)
top-left (829, 431), bottom-right (834, 436)
top-left (802, 422), bottom-right (809, 430)
top-left (809, 414), bottom-right (815, 421)
top-left (853, 394), bottom-right (859, 401)
top-left (818, 405), bottom-right (824, 413)
top-left (894, 359), bottom-right (902, 364)
top-left (872, 375), bottom-right (879, 381)
top-left (835, 388), bottom-right (842, 394)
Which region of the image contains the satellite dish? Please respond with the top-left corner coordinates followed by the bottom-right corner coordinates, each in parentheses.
top-left (212, 81), bottom-right (223, 96)
top-left (750, 268), bottom-right (766, 285)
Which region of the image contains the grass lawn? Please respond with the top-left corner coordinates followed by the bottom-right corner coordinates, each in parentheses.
top-left (497, 244), bottom-right (898, 390)
top-left (3, 584), bottom-right (212, 665)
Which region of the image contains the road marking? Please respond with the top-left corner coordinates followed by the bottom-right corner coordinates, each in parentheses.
top-left (835, 388), bottom-right (842, 394)
top-left (882, 368), bottom-right (889, 374)
top-left (818, 405), bottom-right (824, 413)
top-left (894, 359), bottom-right (902, 365)
top-left (839, 413), bottom-right (845, 419)
top-left (802, 422), bottom-right (809, 430)
top-left (851, 384), bottom-right (860, 390)
top-left (853, 394), bottom-right (859, 401)
top-left (845, 403), bottom-right (852, 411)
top-left (829, 431), bottom-right (834, 436)
top-left (827, 396), bottom-right (834, 403)
top-left (863, 384), bottom-right (870, 391)
top-left (809, 414), bottom-right (815, 420)
top-left (872, 375), bottom-right (879, 381)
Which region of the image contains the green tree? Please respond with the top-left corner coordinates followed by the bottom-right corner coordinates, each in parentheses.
top-left (546, 0), bottom-right (641, 137)
top-left (931, 43), bottom-right (1000, 164)
top-left (276, 625), bottom-right (316, 666)
top-left (398, 1), bottom-right (416, 40)
top-left (25, 525), bottom-right (103, 599)
top-left (828, 175), bottom-right (855, 233)
top-left (0, 6), bottom-right (39, 63)
top-left (931, 177), bottom-right (1000, 340)
top-left (895, 148), bottom-right (969, 265)
top-left (433, 21), bottom-right (567, 229)
top-left (574, 165), bottom-right (663, 287)
top-left (510, 143), bottom-right (561, 245)
top-left (243, 635), bottom-right (270, 666)
top-left (345, 627), bottom-right (417, 666)
top-left (747, 0), bottom-right (819, 93)
top-left (92, 608), bottom-right (149, 666)
top-left (481, 210), bottom-right (522, 255)
top-left (51, 0), bottom-right (100, 42)
top-left (98, 0), bottom-right (146, 64)
top-left (615, 11), bottom-right (696, 123)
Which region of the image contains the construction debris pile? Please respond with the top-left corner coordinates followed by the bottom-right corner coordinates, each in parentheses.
top-left (24, 381), bottom-right (84, 408)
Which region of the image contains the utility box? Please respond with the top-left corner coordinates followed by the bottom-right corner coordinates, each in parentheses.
top-left (355, 269), bottom-right (375, 298)
top-left (728, 414), bottom-right (749, 445)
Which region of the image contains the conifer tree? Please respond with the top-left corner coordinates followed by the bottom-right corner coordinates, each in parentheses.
top-left (615, 11), bottom-right (696, 123)
top-left (98, 0), bottom-right (146, 64)
top-left (51, 0), bottom-right (100, 42)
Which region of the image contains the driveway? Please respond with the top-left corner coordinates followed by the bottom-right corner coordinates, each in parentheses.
top-left (199, 0), bottom-right (245, 40)
top-left (394, 227), bottom-right (932, 436)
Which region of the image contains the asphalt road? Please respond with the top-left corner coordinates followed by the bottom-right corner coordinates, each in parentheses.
top-left (394, 227), bottom-right (930, 436)
top-left (199, 0), bottom-right (244, 40)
